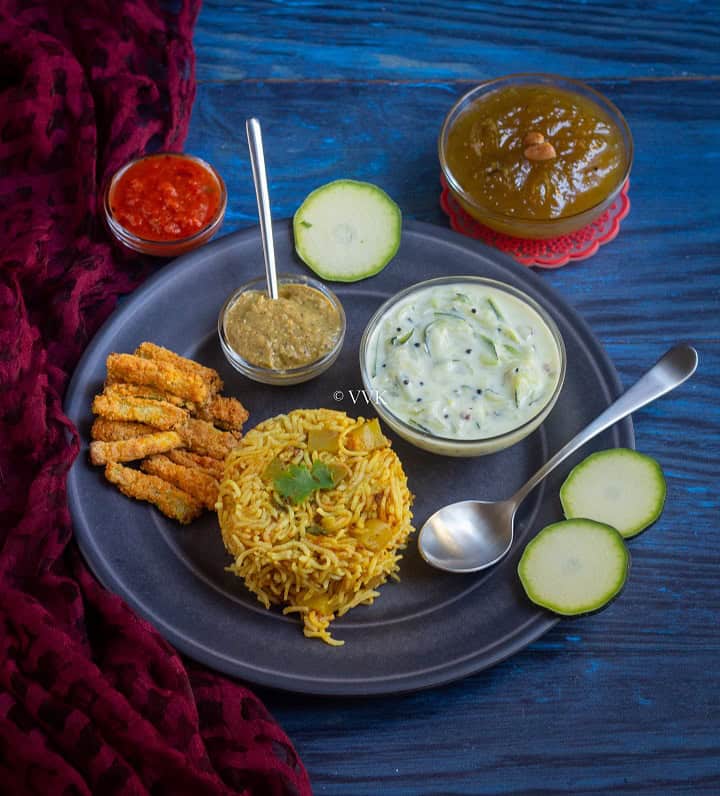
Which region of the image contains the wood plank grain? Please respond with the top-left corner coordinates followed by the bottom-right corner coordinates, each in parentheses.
top-left (258, 646), bottom-right (720, 793)
top-left (185, 78), bottom-right (720, 342)
top-left (194, 0), bottom-right (720, 82)
top-left (183, 75), bottom-right (720, 794)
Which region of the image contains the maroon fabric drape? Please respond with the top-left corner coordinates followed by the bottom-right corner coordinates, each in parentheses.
top-left (0, 2), bottom-right (312, 793)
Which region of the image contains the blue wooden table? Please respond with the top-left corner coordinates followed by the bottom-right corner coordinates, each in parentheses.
top-left (185, 2), bottom-right (719, 792)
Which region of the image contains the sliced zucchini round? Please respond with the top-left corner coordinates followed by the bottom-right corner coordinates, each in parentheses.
top-left (293, 179), bottom-right (401, 282)
top-left (560, 448), bottom-right (666, 539)
top-left (518, 519), bottom-right (630, 616)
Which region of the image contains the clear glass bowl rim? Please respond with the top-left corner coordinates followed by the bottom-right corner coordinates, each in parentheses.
top-left (359, 275), bottom-right (567, 447)
top-left (438, 72), bottom-right (634, 227)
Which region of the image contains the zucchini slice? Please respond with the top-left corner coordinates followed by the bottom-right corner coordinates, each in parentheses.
top-left (560, 448), bottom-right (666, 539)
top-left (518, 519), bottom-right (630, 616)
top-left (293, 179), bottom-right (401, 282)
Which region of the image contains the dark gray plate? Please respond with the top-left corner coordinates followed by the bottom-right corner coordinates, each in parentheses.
top-left (65, 220), bottom-right (632, 696)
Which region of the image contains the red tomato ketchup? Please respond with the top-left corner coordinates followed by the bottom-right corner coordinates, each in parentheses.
top-left (105, 153), bottom-right (226, 255)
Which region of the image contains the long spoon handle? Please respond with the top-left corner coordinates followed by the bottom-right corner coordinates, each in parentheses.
top-left (511, 344), bottom-right (698, 507)
top-left (246, 118), bottom-right (279, 300)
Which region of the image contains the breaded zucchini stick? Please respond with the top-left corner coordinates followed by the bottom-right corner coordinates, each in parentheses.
top-left (92, 393), bottom-right (187, 430)
top-left (178, 418), bottom-right (238, 460)
top-left (89, 431), bottom-right (182, 465)
top-left (167, 449), bottom-right (226, 480)
top-left (102, 381), bottom-right (194, 410)
top-left (135, 342), bottom-right (223, 395)
top-left (198, 395), bottom-right (249, 432)
top-left (141, 454), bottom-right (219, 510)
top-left (106, 353), bottom-right (209, 406)
top-left (104, 462), bottom-right (203, 524)
top-left (91, 417), bottom-right (155, 442)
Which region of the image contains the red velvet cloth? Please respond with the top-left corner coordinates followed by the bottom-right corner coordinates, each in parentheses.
top-left (0, 2), bottom-right (312, 794)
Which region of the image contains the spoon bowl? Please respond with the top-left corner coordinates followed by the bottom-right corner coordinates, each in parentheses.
top-left (420, 499), bottom-right (516, 573)
top-left (419, 344), bottom-right (698, 573)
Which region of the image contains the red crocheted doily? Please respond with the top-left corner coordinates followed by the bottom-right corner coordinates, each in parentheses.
top-left (440, 175), bottom-right (630, 268)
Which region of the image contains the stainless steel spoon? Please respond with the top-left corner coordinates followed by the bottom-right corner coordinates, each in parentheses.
top-left (418, 344), bottom-right (698, 574)
top-left (246, 117), bottom-right (279, 299)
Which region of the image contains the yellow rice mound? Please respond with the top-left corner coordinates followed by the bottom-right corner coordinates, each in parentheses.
top-left (217, 409), bottom-right (414, 645)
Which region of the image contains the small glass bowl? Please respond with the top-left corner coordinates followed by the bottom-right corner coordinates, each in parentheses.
top-left (359, 276), bottom-right (566, 457)
top-left (438, 74), bottom-right (633, 239)
top-left (218, 273), bottom-right (346, 386)
top-left (104, 153), bottom-right (227, 257)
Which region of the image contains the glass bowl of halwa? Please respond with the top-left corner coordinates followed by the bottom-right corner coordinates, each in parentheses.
top-left (218, 273), bottom-right (346, 385)
top-left (439, 74), bottom-right (633, 239)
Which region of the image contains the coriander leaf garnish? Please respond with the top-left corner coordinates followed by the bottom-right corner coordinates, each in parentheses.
top-left (274, 464), bottom-right (317, 503)
top-left (273, 460), bottom-right (340, 504)
top-left (309, 460), bottom-right (334, 489)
